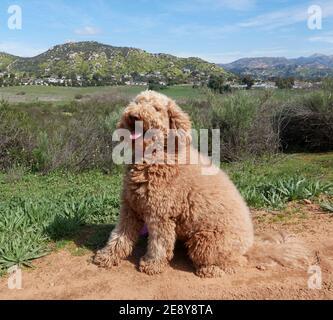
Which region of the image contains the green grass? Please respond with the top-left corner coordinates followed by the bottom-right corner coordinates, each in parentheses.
top-left (223, 153), bottom-right (333, 209)
top-left (0, 171), bottom-right (122, 271)
top-left (0, 85), bottom-right (203, 104)
top-left (0, 153), bottom-right (332, 272)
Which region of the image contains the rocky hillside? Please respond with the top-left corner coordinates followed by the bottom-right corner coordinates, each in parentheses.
top-left (0, 41), bottom-right (227, 82)
top-left (0, 53), bottom-right (17, 72)
top-left (221, 54), bottom-right (333, 79)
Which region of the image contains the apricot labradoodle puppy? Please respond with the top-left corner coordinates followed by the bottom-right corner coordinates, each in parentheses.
top-left (94, 91), bottom-right (310, 277)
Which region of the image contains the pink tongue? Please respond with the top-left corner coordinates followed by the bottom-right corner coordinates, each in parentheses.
top-left (130, 132), bottom-right (142, 140)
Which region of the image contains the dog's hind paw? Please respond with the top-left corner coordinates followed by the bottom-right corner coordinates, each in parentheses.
top-left (195, 265), bottom-right (227, 278)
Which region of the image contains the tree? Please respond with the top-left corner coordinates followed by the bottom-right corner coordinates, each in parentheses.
top-left (275, 77), bottom-right (295, 89)
top-left (208, 75), bottom-right (227, 93)
top-left (148, 80), bottom-right (166, 91)
top-left (241, 76), bottom-right (254, 90)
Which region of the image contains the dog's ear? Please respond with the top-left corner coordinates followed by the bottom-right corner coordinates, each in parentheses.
top-left (167, 100), bottom-right (192, 146)
top-left (116, 117), bottom-right (125, 130)
top-left (167, 100), bottom-right (191, 132)
top-left (116, 106), bottom-right (129, 130)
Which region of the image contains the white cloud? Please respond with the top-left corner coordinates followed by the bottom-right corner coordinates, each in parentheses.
top-left (169, 0), bottom-right (256, 12)
top-left (0, 42), bottom-right (46, 57)
top-left (238, 0), bottom-right (333, 30)
top-left (168, 0), bottom-right (333, 42)
top-left (74, 26), bottom-right (101, 35)
top-left (309, 32), bottom-right (333, 44)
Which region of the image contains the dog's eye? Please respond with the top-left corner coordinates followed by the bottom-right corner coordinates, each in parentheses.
top-left (153, 106), bottom-right (161, 112)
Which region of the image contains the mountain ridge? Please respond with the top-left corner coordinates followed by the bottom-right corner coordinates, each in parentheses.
top-left (221, 54), bottom-right (333, 79)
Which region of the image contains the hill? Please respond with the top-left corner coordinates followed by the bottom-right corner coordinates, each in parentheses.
top-left (221, 54), bottom-right (333, 79)
top-left (0, 41), bottom-right (228, 84)
top-left (0, 52), bottom-right (17, 72)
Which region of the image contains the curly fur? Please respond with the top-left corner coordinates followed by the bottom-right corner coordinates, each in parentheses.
top-left (94, 90), bottom-right (311, 277)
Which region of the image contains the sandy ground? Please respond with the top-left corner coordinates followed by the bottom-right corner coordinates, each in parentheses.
top-left (1, 204), bottom-right (333, 300)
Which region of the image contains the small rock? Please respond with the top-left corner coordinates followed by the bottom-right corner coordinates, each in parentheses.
top-left (256, 265), bottom-right (266, 271)
top-left (304, 199), bottom-right (312, 205)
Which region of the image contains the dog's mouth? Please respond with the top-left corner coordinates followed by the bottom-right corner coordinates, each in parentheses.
top-left (127, 117), bottom-right (145, 141)
top-left (130, 131), bottom-right (143, 140)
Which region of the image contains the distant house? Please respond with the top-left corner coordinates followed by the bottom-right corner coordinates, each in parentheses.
top-left (21, 78), bottom-right (32, 86)
top-left (253, 82), bottom-right (277, 89)
top-left (230, 84), bottom-right (248, 89)
top-left (293, 81), bottom-right (313, 89)
top-left (34, 79), bottom-right (45, 85)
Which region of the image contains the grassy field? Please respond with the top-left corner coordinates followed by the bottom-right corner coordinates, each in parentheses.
top-left (0, 153), bottom-right (332, 273)
top-left (0, 85), bottom-right (332, 273)
top-left (0, 84), bottom-right (203, 104)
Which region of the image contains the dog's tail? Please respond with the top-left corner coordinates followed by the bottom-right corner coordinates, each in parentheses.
top-left (245, 231), bottom-right (314, 269)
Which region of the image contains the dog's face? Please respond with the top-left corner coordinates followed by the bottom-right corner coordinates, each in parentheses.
top-left (118, 91), bottom-right (192, 144)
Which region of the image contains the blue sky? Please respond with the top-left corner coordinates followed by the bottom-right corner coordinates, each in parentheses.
top-left (0, 0), bottom-right (333, 63)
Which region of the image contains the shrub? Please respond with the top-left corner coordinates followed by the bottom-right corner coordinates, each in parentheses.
top-left (0, 89), bottom-right (332, 173)
top-left (277, 91), bottom-right (333, 152)
top-left (148, 80), bottom-right (167, 91)
top-left (0, 96), bottom-right (127, 173)
top-left (275, 78), bottom-right (295, 89)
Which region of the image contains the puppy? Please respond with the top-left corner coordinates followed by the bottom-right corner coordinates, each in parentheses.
top-left (94, 91), bottom-right (310, 277)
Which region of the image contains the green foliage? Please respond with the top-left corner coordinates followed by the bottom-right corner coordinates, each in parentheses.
top-left (75, 94), bottom-right (83, 100)
top-left (0, 171), bottom-right (121, 270)
top-left (275, 77), bottom-right (295, 89)
top-left (1, 87), bottom-right (333, 171)
top-left (322, 77), bottom-right (333, 91)
top-left (2, 41), bottom-right (229, 85)
top-left (208, 75), bottom-right (230, 93)
top-left (241, 75), bottom-right (255, 90)
top-left (1, 86), bottom-right (333, 272)
top-left (224, 155), bottom-right (333, 210)
top-left (241, 177), bottom-right (332, 209)
top-left (148, 80), bottom-right (167, 91)
top-left (320, 201), bottom-right (333, 213)
top-left (0, 153), bottom-right (332, 271)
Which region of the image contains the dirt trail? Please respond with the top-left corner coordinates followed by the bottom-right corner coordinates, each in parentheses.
top-left (1, 205), bottom-right (333, 300)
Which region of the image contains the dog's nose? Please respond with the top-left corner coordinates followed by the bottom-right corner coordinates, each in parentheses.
top-left (129, 114), bottom-right (141, 122)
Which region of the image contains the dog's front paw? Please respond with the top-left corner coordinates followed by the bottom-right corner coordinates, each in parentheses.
top-left (94, 247), bottom-right (122, 268)
top-left (139, 257), bottom-right (167, 275)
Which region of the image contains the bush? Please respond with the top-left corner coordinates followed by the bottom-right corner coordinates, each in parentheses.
top-left (0, 89), bottom-right (332, 172)
top-left (275, 78), bottom-right (295, 89)
top-left (0, 97), bottom-right (126, 173)
top-left (148, 80), bottom-right (167, 91)
top-left (277, 91), bottom-right (333, 152)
